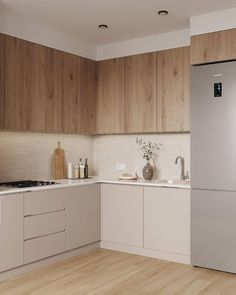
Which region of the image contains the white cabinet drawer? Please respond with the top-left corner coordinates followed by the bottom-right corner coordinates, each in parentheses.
top-left (24, 189), bottom-right (66, 216)
top-left (24, 210), bottom-right (65, 240)
top-left (24, 231), bottom-right (66, 264)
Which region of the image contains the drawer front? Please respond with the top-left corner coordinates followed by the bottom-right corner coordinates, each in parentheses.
top-left (24, 231), bottom-right (66, 264)
top-left (24, 189), bottom-right (66, 216)
top-left (24, 210), bottom-right (65, 240)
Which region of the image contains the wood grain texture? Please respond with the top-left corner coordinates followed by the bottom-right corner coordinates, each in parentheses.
top-left (0, 34), bottom-right (4, 129)
top-left (191, 28), bottom-right (236, 65)
top-left (60, 51), bottom-right (78, 134)
top-left (4, 35), bottom-right (96, 134)
top-left (97, 58), bottom-right (125, 134)
top-left (4, 36), bottom-right (62, 132)
top-left (52, 142), bottom-right (66, 179)
top-left (45, 48), bottom-right (62, 133)
top-left (5, 36), bottom-right (29, 130)
top-left (78, 57), bottom-right (97, 134)
top-left (1, 249), bottom-right (236, 294)
top-left (124, 52), bottom-right (157, 133)
top-left (156, 46), bottom-right (190, 132)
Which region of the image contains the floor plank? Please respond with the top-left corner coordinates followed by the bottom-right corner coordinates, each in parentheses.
top-left (0, 249), bottom-right (236, 294)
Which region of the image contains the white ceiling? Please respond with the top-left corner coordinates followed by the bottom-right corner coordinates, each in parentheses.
top-left (2, 0), bottom-right (236, 45)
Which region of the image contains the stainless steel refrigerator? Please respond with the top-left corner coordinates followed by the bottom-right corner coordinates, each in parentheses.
top-left (191, 61), bottom-right (236, 273)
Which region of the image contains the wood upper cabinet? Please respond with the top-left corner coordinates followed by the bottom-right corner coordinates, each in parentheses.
top-left (3, 34), bottom-right (190, 135)
top-left (124, 53), bottom-right (156, 133)
top-left (0, 34), bottom-right (4, 129)
top-left (97, 58), bottom-right (125, 134)
top-left (60, 51), bottom-right (78, 133)
top-left (56, 52), bottom-right (97, 134)
top-left (191, 29), bottom-right (236, 65)
top-left (4, 35), bottom-right (96, 134)
top-left (5, 36), bottom-right (62, 132)
top-left (156, 46), bottom-right (190, 132)
top-left (78, 58), bottom-right (97, 134)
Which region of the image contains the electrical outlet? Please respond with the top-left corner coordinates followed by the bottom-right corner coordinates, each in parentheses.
top-left (116, 163), bottom-right (126, 171)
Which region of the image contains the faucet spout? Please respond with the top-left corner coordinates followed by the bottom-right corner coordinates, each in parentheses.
top-left (175, 156), bottom-right (188, 181)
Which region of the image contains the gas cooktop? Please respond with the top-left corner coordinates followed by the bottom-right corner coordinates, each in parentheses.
top-left (0, 180), bottom-right (58, 188)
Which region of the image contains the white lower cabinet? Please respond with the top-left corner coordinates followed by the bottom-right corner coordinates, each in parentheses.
top-left (0, 194), bottom-right (24, 272)
top-left (144, 187), bottom-right (190, 256)
top-left (66, 184), bottom-right (101, 250)
top-left (102, 184), bottom-right (143, 247)
top-left (23, 189), bottom-right (67, 264)
top-left (0, 182), bottom-right (190, 275)
top-left (24, 232), bottom-right (66, 264)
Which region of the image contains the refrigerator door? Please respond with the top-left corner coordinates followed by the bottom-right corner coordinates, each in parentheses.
top-left (191, 61), bottom-right (236, 191)
top-left (191, 189), bottom-right (236, 273)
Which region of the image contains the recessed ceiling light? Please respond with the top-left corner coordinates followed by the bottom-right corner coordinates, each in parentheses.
top-left (98, 24), bottom-right (108, 30)
top-left (158, 10), bottom-right (168, 16)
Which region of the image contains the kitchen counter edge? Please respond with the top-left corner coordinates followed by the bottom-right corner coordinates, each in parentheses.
top-left (0, 178), bottom-right (190, 196)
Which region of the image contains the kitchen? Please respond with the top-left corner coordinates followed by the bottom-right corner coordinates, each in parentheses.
top-left (0, 0), bottom-right (236, 294)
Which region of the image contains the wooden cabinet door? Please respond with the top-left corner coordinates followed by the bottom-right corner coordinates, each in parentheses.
top-left (97, 58), bottom-right (125, 134)
top-left (78, 58), bottom-right (97, 134)
top-left (4, 36), bottom-right (62, 132)
top-left (124, 53), bottom-right (156, 133)
top-left (66, 184), bottom-right (101, 250)
top-left (156, 47), bottom-right (190, 132)
top-left (60, 51), bottom-right (78, 133)
top-left (4, 35), bottom-right (97, 134)
top-left (0, 193), bottom-right (23, 272)
top-left (191, 29), bottom-right (236, 65)
top-left (102, 184), bottom-right (143, 247)
top-left (0, 34), bottom-right (4, 129)
top-left (144, 187), bottom-right (190, 259)
top-left (5, 36), bottom-right (31, 131)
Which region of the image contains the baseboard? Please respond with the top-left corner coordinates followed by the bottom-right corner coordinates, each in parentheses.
top-left (100, 241), bottom-right (190, 264)
top-left (0, 241), bottom-right (190, 282)
top-left (0, 242), bottom-right (100, 282)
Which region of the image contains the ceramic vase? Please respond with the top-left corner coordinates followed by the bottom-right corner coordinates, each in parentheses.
top-left (143, 161), bottom-right (154, 180)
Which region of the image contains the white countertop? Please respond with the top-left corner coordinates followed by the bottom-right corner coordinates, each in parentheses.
top-left (0, 177), bottom-right (190, 196)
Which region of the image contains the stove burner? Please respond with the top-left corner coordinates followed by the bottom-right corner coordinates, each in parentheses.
top-left (0, 180), bottom-right (58, 188)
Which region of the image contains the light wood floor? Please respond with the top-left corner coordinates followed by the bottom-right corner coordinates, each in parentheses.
top-left (0, 249), bottom-right (236, 295)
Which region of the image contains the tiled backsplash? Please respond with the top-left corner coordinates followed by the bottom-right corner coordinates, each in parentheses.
top-left (0, 131), bottom-right (190, 181)
top-left (93, 134), bottom-right (190, 180)
top-left (0, 131), bottom-right (94, 181)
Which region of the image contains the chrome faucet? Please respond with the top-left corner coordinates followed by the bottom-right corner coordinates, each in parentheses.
top-left (175, 156), bottom-right (189, 181)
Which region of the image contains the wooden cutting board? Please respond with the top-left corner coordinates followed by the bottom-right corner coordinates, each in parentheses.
top-left (53, 141), bottom-right (66, 179)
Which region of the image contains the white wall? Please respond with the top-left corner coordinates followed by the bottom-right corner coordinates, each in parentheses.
top-left (1, 3), bottom-right (96, 60)
top-left (96, 29), bottom-right (190, 60)
top-left (93, 134), bottom-right (190, 180)
top-left (190, 8), bottom-right (236, 36)
top-left (0, 131), bottom-right (94, 181)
